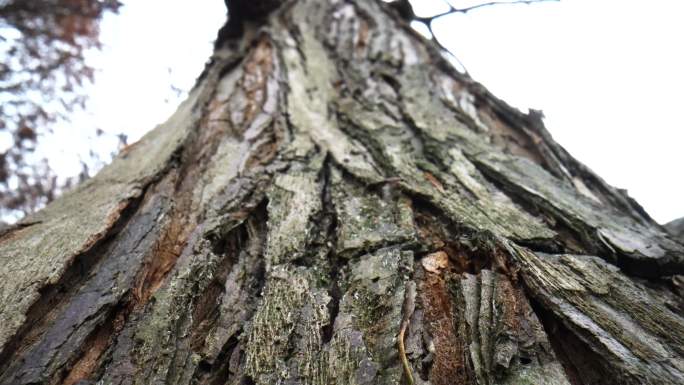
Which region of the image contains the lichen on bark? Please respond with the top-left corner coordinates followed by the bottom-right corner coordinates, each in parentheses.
top-left (0, 0), bottom-right (682, 384)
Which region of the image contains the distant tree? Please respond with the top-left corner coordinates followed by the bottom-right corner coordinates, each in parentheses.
top-left (0, 0), bottom-right (121, 218)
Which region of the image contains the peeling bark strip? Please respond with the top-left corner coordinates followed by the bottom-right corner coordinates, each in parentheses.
top-left (0, 0), bottom-right (682, 384)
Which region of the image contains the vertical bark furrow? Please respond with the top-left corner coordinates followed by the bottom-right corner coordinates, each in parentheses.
top-left (92, 32), bottom-right (286, 383)
top-left (409, 211), bottom-right (570, 385)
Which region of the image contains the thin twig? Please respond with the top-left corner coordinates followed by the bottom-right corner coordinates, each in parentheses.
top-left (431, 34), bottom-right (471, 76)
top-left (412, 0), bottom-right (558, 75)
top-left (398, 281), bottom-right (416, 385)
top-left (415, 0), bottom-right (559, 23)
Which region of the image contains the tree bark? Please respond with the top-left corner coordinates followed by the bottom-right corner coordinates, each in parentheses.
top-left (1, 0), bottom-right (683, 384)
top-left (666, 218), bottom-right (684, 242)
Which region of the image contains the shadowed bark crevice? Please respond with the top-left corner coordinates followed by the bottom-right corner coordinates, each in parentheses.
top-left (0, 179), bottom-right (151, 380)
top-left (528, 296), bottom-right (614, 385)
top-left (319, 159), bottom-right (342, 345)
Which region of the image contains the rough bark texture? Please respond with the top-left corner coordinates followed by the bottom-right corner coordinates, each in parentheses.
top-left (666, 218), bottom-right (684, 242)
top-left (1, 1), bottom-right (683, 384)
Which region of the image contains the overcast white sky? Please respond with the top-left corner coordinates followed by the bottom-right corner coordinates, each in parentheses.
top-left (40, 0), bottom-right (683, 224)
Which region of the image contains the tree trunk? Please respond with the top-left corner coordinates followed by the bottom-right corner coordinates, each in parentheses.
top-left (1, 1), bottom-right (683, 384)
top-left (666, 218), bottom-right (684, 242)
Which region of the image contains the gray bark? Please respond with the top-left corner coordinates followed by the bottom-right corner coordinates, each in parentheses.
top-left (666, 218), bottom-right (684, 242)
top-left (1, 1), bottom-right (682, 384)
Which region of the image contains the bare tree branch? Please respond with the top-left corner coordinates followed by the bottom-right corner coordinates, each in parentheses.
top-left (416, 0), bottom-right (559, 24)
top-left (407, 0), bottom-right (559, 76)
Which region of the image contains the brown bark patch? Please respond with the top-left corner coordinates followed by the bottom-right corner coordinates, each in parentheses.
top-left (413, 209), bottom-right (446, 251)
top-left (133, 204), bottom-right (191, 306)
top-left (61, 307), bottom-right (128, 385)
top-left (419, 269), bottom-right (475, 385)
top-left (242, 124), bottom-right (281, 170)
top-left (494, 276), bottom-right (522, 345)
top-left (355, 17), bottom-right (370, 57)
top-left (423, 172), bottom-right (444, 193)
top-left (238, 37), bottom-right (274, 132)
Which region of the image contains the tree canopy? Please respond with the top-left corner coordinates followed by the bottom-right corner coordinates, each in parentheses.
top-left (0, 0), bottom-right (120, 218)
